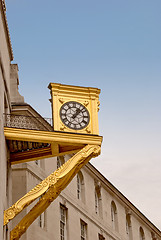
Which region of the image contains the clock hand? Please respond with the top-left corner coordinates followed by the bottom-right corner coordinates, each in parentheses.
top-left (72, 109), bottom-right (81, 119)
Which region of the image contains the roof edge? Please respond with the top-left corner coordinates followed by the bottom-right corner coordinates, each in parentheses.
top-left (0, 0), bottom-right (13, 61)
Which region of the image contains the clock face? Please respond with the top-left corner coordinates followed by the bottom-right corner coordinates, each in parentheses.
top-left (60, 101), bottom-right (90, 130)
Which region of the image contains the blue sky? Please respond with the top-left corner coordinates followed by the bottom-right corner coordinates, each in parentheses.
top-left (6, 0), bottom-right (161, 229)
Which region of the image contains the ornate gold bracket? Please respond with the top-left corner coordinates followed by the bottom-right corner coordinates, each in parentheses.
top-left (4, 144), bottom-right (101, 240)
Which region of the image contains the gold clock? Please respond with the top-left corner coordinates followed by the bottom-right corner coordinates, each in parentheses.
top-left (48, 83), bottom-right (100, 135)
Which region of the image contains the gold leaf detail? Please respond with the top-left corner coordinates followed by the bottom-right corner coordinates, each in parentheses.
top-left (97, 101), bottom-right (100, 112)
top-left (59, 98), bottom-right (64, 104)
top-left (86, 127), bottom-right (91, 133)
top-left (60, 124), bottom-right (66, 131)
top-left (83, 101), bottom-right (89, 107)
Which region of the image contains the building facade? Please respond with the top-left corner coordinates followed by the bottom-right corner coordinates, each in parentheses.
top-left (0, 1), bottom-right (161, 239)
top-left (11, 156), bottom-right (161, 240)
top-left (0, 0), bottom-right (14, 239)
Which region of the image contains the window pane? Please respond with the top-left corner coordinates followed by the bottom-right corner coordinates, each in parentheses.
top-left (99, 234), bottom-right (105, 240)
top-left (60, 205), bottom-right (66, 240)
top-left (80, 220), bottom-right (87, 240)
top-left (77, 174), bottom-right (81, 199)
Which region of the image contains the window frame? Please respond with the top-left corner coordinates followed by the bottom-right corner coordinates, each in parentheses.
top-left (139, 227), bottom-right (145, 240)
top-left (95, 190), bottom-right (99, 214)
top-left (37, 197), bottom-right (45, 229)
top-left (77, 174), bottom-right (81, 200)
top-left (126, 213), bottom-right (132, 240)
top-left (80, 220), bottom-right (87, 240)
top-left (98, 233), bottom-right (105, 240)
top-left (60, 204), bottom-right (67, 240)
top-left (57, 156), bottom-right (65, 169)
top-left (111, 201), bottom-right (118, 231)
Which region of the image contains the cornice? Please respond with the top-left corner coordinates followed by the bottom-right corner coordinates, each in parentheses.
top-left (48, 82), bottom-right (101, 99)
top-left (0, 0), bottom-right (13, 60)
top-left (11, 104), bottom-right (45, 119)
top-left (4, 127), bottom-right (103, 146)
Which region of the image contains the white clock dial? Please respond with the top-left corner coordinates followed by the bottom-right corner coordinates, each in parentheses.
top-left (60, 101), bottom-right (90, 130)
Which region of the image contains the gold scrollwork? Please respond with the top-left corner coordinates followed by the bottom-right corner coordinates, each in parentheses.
top-left (4, 176), bottom-right (54, 225)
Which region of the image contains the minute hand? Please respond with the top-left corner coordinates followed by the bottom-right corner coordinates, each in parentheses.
top-left (72, 109), bottom-right (81, 118)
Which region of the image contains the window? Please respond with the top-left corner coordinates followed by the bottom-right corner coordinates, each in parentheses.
top-left (77, 174), bottom-right (81, 199)
top-left (57, 157), bottom-right (61, 169)
top-left (77, 171), bottom-right (85, 201)
top-left (35, 160), bottom-right (40, 166)
top-left (94, 180), bottom-right (102, 216)
top-left (139, 227), bottom-right (145, 240)
top-left (126, 214), bottom-right (132, 240)
top-left (111, 201), bottom-right (118, 231)
top-left (95, 190), bottom-right (99, 214)
top-left (126, 218), bottom-right (130, 239)
top-left (60, 205), bottom-right (67, 240)
top-left (80, 220), bottom-right (87, 240)
top-left (37, 197), bottom-right (45, 228)
top-left (57, 156), bottom-right (65, 169)
top-left (151, 232), bottom-right (157, 240)
top-left (99, 233), bottom-right (105, 240)
top-left (4, 93), bottom-right (8, 115)
top-left (3, 225), bottom-right (8, 240)
top-left (38, 211), bottom-right (45, 228)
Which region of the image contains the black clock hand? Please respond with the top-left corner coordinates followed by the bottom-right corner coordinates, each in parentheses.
top-left (72, 109), bottom-right (81, 119)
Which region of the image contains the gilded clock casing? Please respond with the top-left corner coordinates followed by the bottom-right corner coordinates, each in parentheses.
top-left (48, 83), bottom-right (100, 135)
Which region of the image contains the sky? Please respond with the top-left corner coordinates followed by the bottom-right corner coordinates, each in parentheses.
top-left (6, 0), bottom-right (161, 230)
